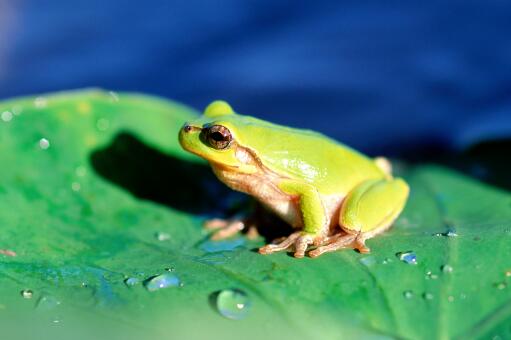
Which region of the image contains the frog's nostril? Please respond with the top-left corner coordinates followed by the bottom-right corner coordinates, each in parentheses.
top-left (183, 124), bottom-right (193, 133)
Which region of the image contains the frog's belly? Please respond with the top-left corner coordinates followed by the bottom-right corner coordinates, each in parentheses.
top-left (211, 165), bottom-right (345, 230)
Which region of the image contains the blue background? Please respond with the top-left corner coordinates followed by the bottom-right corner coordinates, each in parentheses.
top-left (1, 1), bottom-right (510, 155)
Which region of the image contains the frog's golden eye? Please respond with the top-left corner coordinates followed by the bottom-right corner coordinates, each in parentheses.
top-left (205, 125), bottom-right (232, 150)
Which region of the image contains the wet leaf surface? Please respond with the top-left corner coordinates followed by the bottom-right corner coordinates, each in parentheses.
top-left (1, 90), bottom-right (510, 340)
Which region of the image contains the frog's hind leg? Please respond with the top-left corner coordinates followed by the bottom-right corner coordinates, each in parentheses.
top-left (309, 178), bottom-right (409, 258)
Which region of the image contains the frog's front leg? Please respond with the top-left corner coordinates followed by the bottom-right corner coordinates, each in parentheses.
top-left (309, 178), bottom-right (409, 258)
top-left (259, 180), bottom-right (329, 258)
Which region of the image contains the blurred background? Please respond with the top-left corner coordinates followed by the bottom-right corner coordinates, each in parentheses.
top-left (1, 0), bottom-right (510, 157)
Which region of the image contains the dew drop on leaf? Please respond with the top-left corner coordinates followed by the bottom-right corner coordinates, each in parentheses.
top-left (423, 292), bottom-right (434, 300)
top-left (39, 138), bottom-right (50, 150)
top-left (495, 282), bottom-right (507, 290)
top-left (425, 270), bottom-right (438, 280)
top-left (213, 289), bottom-right (251, 320)
top-left (442, 265), bottom-right (453, 273)
top-left (396, 251), bottom-right (417, 265)
top-left (155, 232), bottom-right (170, 241)
top-left (124, 277), bottom-right (139, 287)
top-left (1, 111), bottom-right (13, 122)
top-left (21, 289), bottom-right (33, 299)
top-left (71, 182), bottom-right (81, 192)
top-left (403, 290), bottom-right (414, 299)
top-left (36, 295), bottom-right (61, 310)
top-left (433, 227), bottom-right (458, 237)
top-left (144, 273), bottom-right (180, 292)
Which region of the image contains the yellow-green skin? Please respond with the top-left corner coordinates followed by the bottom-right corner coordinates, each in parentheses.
top-left (179, 101), bottom-right (409, 258)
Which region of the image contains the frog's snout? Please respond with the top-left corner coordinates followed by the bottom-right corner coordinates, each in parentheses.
top-left (179, 123), bottom-right (201, 150)
top-left (181, 123), bottom-right (200, 134)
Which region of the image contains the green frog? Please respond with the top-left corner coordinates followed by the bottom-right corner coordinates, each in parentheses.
top-left (179, 101), bottom-right (409, 258)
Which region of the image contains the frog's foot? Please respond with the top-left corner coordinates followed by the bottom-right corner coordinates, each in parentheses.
top-left (309, 233), bottom-right (369, 258)
top-left (258, 232), bottom-right (325, 258)
top-left (204, 218), bottom-right (259, 240)
top-left (205, 219), bottom-right (245, 240)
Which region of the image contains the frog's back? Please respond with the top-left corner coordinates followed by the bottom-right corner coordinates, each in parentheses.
top-left (229, 115), bottom-right (386, 194)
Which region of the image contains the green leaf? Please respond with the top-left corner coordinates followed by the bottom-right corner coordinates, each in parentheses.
top-left (1, 90), bottom-right (510, 340)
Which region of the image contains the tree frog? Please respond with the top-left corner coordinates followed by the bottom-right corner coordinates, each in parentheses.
top-left (179, 101), bottom-right (409, 258)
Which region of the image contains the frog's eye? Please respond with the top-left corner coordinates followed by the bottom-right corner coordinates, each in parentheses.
top-left (205, 125), bottom-right (232, 150)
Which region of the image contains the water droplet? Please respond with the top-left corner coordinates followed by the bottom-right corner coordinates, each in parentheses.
top-left (75, 166), bottom-right (87, 177)
top-left (21, 289), bottom-right (33, 299)
top-left (505, 270), bottom-right (511, 277)
top-left (155, 232), bottom-right (170, 241)
top-left (423, 292), bottom-right (434, 300)
top-left (165, 267), bottom-right (175, 272)
top-left (425, 270), bottom-right (438, 280)
top-left (96, 118), bottom-right (110, 131)
top-left (382, 258), bottom-right (392, 264)
top-left (213, 289), bottom-right (251, 320)
top-left (11, 105), bottom-right (22, 116)
top-left (396, 251), bottom-right (417, 265)
top-left (495, 282), bottom-right (507, 290)
top-left (36, 295), bottom-right (61, 310)
top-left (34, 97), bottom-right (47, 108)
top-left (108, 91), bottom-right (119, 102)
top-left (441, 265), bottom-right (453, 273)
top-left (445, 228), bottom-right (458, 237)
top-left (403, 290), bottom-right (414, 299)
top-left (71, 182), bottom-right (81, 192)
top-left (1, 111), bottom-right (13, 122)
top-left (460, 293), bottom-right (467, 299)
top-left (124, 277), bottom-right (139, 286)
top-left (447, 295), bottom-right (455, 302)
top-left (144, 273), bottom-right (180, 292)
top-left (359, 256), bottom-right (376, 266)
top-left (433, 227), bottom-right (458, 237)
top-left (39, 138), bottom-right (50, 150)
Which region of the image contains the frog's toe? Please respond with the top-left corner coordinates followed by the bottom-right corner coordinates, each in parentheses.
top-left (258, 232), bottom-right (301, 255)
top-left (293, 234), bottom-right (314, 258)
top-left (204, 219), bottom-right (229, 230)
top-left (308, 233), bottom-right (370, 258)
top-left (245, 225), bottom-right (260, 240)
top-left (210, 220), bottom-right (245, 240)
top-left (259, 232), bottom-right (323, 258)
